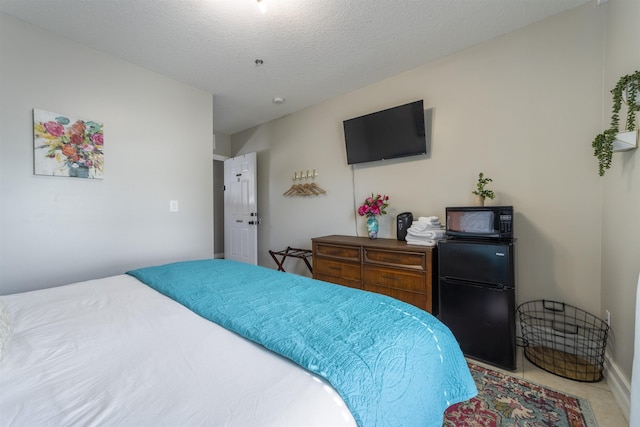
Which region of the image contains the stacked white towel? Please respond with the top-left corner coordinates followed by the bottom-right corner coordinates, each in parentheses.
top-left (406, 216), bottom-right (445, 247)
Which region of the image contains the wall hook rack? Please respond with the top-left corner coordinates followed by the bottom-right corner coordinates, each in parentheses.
top-left (285, 169), bottom-right (325, 196)
top-left (292, 169), bottom-right (319, 181)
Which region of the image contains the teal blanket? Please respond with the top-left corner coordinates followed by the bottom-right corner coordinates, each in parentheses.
top-left (127, 259), bottom-right (476, 427)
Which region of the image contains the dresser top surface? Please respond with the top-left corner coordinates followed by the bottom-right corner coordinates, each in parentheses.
top-left (312, 235), bottom-right (435, 253)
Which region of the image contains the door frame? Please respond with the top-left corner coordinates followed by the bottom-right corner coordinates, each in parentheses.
top-left (212, 154), bottom-right (228, 259)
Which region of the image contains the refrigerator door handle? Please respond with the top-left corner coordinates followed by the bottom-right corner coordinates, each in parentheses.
top-left (442, 276), bottom-right (507, 290)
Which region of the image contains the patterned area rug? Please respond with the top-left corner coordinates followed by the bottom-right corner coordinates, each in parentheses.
top-left (444, 362), bottom-right (598, 427)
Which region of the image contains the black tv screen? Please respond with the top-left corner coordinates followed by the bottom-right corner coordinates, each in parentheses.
top-left (343, 100), bottom-right (427, 165)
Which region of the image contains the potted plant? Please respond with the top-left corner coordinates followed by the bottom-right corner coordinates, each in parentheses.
top-left (472, 172), bottom-right (495, 206)
top-left (592, 70), bottom-right (639, 176)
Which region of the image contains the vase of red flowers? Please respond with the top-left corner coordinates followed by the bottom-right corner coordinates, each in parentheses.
top-left (358, 193), bottom-right (389, 239)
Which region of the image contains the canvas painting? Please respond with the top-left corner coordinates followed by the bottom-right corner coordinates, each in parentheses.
top-left (33, 109), bottom-right (104, 179)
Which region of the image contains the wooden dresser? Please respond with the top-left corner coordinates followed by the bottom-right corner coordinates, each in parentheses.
top-left (311, 235), bottom-right (438, 314)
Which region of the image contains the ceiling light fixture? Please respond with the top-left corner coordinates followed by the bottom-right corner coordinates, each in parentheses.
top-left (257, 0), bottom-right (267, 14)
top-left (255, 59), bottom-right (264, 65)
top-left (272, 97), bottom-right (285, 105)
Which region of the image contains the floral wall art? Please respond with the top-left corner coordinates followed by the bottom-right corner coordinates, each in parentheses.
top-left (33, 109), bottom-right (104, 179)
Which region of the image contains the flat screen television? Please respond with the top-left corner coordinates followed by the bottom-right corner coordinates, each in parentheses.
top-left (343, 100), bottom-right (427, 165)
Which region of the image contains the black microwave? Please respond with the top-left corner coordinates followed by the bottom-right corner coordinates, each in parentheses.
top-left (445, 206), bottom-right (513, 240)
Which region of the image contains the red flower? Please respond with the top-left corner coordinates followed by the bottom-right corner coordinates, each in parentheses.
top-left (358, 193), bottom-right (390, 217)
top-left (69, 133), bottom-right (83, 145)
top-left (43, 121), bottom-right (65, 137)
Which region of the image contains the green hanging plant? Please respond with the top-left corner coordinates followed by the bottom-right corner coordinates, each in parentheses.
top-left (592, 70), bottom-right (640, 176)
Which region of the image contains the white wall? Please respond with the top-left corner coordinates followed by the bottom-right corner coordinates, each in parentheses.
top-left (0, 14), bottom-right (214, 294)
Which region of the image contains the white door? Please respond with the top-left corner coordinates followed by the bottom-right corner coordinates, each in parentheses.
top-left (224, 152), bottom-right (258, 265)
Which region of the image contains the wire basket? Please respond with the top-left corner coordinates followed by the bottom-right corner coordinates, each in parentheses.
top-left (517, 300), bottom-right (609, 382)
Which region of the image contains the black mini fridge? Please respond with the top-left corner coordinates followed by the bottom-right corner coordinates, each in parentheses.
top-left (438, 239), bottom-right (516, 370)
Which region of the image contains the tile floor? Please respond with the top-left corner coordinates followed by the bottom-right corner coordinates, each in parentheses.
top-left (469, 346), bottom-right (628, 427)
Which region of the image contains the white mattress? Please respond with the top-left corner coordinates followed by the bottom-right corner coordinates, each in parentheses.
top-left (0, 275), bottom-right (356, 426)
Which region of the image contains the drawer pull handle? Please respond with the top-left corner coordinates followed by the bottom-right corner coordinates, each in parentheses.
top-left (382, 275), bottom-right (399, 281)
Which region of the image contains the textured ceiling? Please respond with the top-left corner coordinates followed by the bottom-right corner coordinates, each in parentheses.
top-left (0, 0), bottom-right (590, 134)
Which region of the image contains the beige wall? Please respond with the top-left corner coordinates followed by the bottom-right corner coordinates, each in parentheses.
top-left (233, 3), bottom-right (605, 309)
top-left (600, 0), bottom-right (640, 418)
top-left (232, 0), bottom-right (637, 416)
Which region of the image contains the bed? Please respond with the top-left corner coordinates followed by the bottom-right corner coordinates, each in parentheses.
top-left (0, 259), bottom-right (476, 426)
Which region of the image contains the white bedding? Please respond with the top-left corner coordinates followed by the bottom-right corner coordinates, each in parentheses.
top-left (0, 275), bottom-right (356, 426)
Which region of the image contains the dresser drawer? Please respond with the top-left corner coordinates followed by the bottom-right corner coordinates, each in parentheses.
top-left (315, 273), bottom-right (363, 290)
top-left (364, 248), bottom-right (425, 271)
top-left (315, 259), bottom-right (361, 281)
top-left (362, 265), bottom-right (425, 293)
top-left (315, 243), bottom-right (361, 262)
top-left (364, 284), bottom-right (429, 311)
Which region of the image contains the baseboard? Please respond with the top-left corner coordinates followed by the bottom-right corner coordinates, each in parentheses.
top-left (213, 252), bottom-right (225, 259)
top-left (605, 351), bottom-right (631, 423)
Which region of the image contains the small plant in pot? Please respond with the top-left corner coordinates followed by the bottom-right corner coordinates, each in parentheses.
top-left (592, 70), bottom-right (640, 176)
top-left (472, 172), bottom-right (495, 206)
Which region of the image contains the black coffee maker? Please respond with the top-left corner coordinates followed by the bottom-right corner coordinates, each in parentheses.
top-left (396, 212), bottom-right (413, 241)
